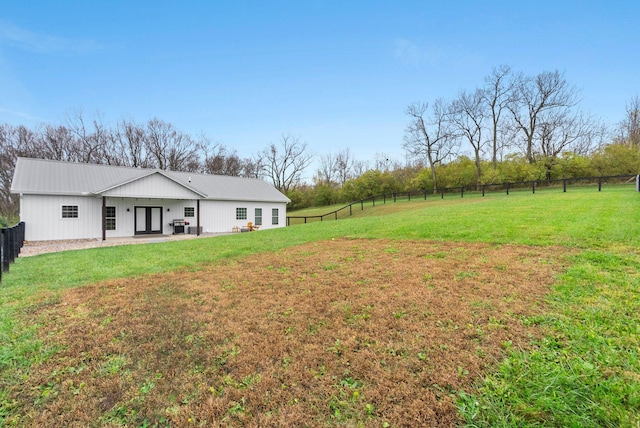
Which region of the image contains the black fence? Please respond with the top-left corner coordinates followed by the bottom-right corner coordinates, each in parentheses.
top-left (287, 174), bottom-right (638, 226)
top-left (0, 222), bottom-right (25, 283)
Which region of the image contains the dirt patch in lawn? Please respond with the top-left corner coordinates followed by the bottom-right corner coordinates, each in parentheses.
top-left (12, 239), bottom-right (570, 427)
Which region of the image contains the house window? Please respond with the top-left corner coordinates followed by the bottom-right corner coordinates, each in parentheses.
top-left (272, 208), bottom-right (279, 225)
top-left (105, 206), bottom-right (116, 230)
top-left (236, 207), bottom-right (247, 220)
top-left (255, 208), bottom-right (262, 226)
top-left (62, 205), bottom-right (78, 218)
top-left (184, 207), bottom-right (195, 217)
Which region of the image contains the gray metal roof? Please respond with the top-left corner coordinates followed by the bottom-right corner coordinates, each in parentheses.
top-left (11, 158), bottom-right (290, 203)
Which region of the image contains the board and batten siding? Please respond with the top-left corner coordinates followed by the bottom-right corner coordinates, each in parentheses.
top-left (20, 194), bottom-right (103, 241)
top-left (199, 200), bottom-right (287, 232)
top-left (20, 195), bottom-right (288, 241)
top-left (105, 198), bottom-right (205, 237)
top-left (102, 173), bottom-right (202, 199)
top-left (12, 158), bottom-right (290, 241)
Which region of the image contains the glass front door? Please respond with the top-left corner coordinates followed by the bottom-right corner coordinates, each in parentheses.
top-left (135, 207), bottom-right (163, 235)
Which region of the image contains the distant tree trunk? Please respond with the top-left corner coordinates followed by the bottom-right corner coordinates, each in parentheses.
top-left (450, 89), bottom-right (486, 189)
top-left (483, 65), bottom-right (513, 169)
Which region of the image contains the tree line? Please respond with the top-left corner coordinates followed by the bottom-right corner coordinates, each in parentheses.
top-left (0, 111), bottom-right (311, 218)
top-left (292, 143), bottom-right (640, 210)
top-left (307, 66), bottom-right (639, 209)
top-left (402, 66), bottom-right (611, 193)
top-left (2, 65), bottom-right (639, 220)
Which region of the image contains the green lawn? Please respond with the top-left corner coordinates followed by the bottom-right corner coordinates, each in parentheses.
top-left (1, 186), bottom-right (639, 425)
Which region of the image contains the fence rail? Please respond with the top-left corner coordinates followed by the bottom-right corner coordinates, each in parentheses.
top-left (0, 222), bottom-right (25, 283)
top-left (287, 174), bottom-right (638, 226)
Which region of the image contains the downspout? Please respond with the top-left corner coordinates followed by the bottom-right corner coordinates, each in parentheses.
top-left (102, 196), bottom-right (106, 241)
top-left (197, 199), bottom-right (201, 236)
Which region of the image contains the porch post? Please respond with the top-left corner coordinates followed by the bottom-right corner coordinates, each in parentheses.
top-left (197, 199), bottom-right (201, 236)
top-left (102, 196), bottom-right (106, 241)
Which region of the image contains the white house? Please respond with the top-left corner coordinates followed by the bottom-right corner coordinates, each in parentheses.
top-left (10, 158), bottom-right (290, 241)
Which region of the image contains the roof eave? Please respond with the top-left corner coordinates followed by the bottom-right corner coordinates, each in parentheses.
top-left (205, 197), bottom-right (291, 203)
top-left (11, 190), bottom-right (98, 197)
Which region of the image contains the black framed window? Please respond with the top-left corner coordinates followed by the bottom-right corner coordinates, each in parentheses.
top-left (184, 207), bottom-right (195, 217)
top-left (105, 206), bottom-right (116, 230)
top-left (272, 208), bottom-right (279, 225)
top-left (255, 208), bottom-right (262, 226)
top-left (236, 207), bottom-right (247, 220)
top-left (62, 205), bottom-right (78, 218)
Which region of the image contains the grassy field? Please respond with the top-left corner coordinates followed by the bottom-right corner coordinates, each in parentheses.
top-left (1, 186), bottom-right (639, 426)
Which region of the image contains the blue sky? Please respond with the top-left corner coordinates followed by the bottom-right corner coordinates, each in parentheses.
top-left (1, 1), bottom-right (639, 169)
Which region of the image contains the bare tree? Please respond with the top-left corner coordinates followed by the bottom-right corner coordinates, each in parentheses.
top-left (108, 119), bottom-right (151, 167)
top-left (537, 111), bottom-right (603, 179)
top-left (145, 118), bottom-right (200, 171)
top-left (316, 152), bottom-right (338, 186)
top-left (0, 125), bottom-right (18, 216)
top-left (0, 125), bottom-right (43, 216)
top-left (38, 124), bottom-right (79, 162)
top-left (316, 149), bottom-right (359, 186)
top-left (203, 144), bottom-right (245, 176)
top-left (483, 64), bottom-right (514, 168)
top-left (351, 159), bottom-right (369, 178)
top-left (403, 99), bottom-right (458, 193)
top-left (65, 109), bottom-right (110, 163)
top-left (615, 95), bottom-right (640, 147)
top-left (450, 88), bottom-right (487, 188)
top-left (242, 155), bottom-right (264, 179)
top-left (335, 148), bottom-right (355, 186)
top-left (508, 70), bottom-right (580, 163)
top-left (261, 134), bottom-right (313, 193)
top-left (374, 153), bottom-right (400, 172)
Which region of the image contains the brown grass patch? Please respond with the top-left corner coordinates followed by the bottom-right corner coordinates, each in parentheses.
top-left (11, 239), bottom-right (569, 427)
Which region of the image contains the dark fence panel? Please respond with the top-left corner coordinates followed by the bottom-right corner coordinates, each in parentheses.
top-left (286, 174), bottom-right (639, 226)
top-left (0, 222), bottom-right (25, 283)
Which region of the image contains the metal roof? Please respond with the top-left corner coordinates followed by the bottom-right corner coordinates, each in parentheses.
top-left (10, 158), bottom-right (290, 203)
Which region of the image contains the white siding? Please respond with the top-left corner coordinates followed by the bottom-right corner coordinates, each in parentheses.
top-left (20, 194), bottom-right (288, 241)
top-left (105, 198), bottom-right (202, 238)
top-left (102, 173), bottom-right (201, 199)
top-left (21, 194), bottom-right (103, 241)
top-left (199, 200), bottom-right (288, 233)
